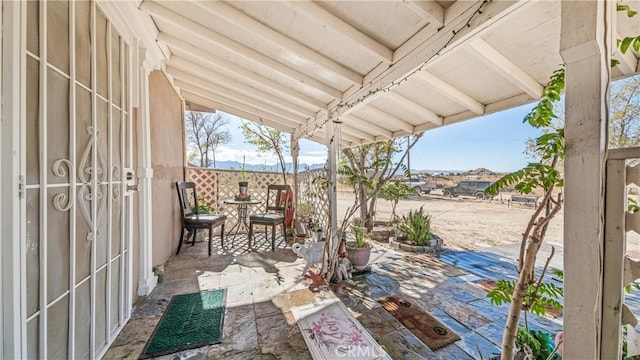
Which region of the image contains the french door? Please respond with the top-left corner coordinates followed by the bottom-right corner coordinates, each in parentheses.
top-left (22, 1), bottom-right (133, 358)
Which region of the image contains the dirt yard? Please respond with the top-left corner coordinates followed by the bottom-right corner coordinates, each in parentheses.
top-left (337, 190), bottom-right (640, 259)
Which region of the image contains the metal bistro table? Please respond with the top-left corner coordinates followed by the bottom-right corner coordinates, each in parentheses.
top-left (222, 199), bottom-right (262, 246)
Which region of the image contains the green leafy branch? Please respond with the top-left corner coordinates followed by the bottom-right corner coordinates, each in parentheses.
top-left (488, 65), bottom-right (566, 359)
top-left (487, 279), bottom-right (563, 318)
top-left (618, 4), bottom-right (638, 17)
top-left (629, 198), bottom-right (640, 213)
top-left (612, 4), bottom-right (639, 67)
top-left (515, 328), bottom-right (561, 360)
top-left (524, 67), bottom-right (565, 128)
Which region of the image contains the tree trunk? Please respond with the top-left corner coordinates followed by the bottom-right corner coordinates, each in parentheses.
top-left (366, 196), bottom-right (377, 231)
top-left (358, 182), bottom-right (367, 223)
top-left (277, 151), bottom-right (287, 183)
top-left (501, 238), bottom-right (542, 360)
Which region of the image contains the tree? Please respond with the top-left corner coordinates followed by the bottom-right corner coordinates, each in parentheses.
top-left (379, 180), bottom-right (417, 221)
top-left (609, 75), bottom-right (640, 148)
top-left (340, 134), bottom-right (422, 232)
top-left (241, 122), bottom-right (289, 182)
top-left (524, 74), bottom-right (640, 158)
top-left (185, 111), bottom-right (231, 167)
top-left (486, 67), bottom-right (565, 360)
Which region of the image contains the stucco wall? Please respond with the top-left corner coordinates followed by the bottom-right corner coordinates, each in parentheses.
top-left (149, 70), bottom-right (184, 267)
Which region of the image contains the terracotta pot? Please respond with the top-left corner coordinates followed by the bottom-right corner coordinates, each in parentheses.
top-left (345, 243), bottom-right (371, 270)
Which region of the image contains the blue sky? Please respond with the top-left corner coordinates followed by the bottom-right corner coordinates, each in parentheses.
top-left (215, 101), bottom-right (541, 173)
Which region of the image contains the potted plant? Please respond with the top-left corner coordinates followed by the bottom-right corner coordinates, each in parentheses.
top-left (345, 218), bottom-right (372, 270)
top-left (310, 219), bottom-right (323, 242)
top-left (197, 196), bottom-right (214, 214)
top-left (293, 202), bottom-right (315, 237)
top-left (296, 202), bottom-right (314, 224)
top-left (238, 156), bottom-right (249, 196)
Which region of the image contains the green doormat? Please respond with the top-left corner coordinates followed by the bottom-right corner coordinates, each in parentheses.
top-left (139, 289), bottom-right (226, 359)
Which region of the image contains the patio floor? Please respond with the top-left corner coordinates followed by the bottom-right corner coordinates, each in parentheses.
top-left (104, 233), bottom-right (565, 359)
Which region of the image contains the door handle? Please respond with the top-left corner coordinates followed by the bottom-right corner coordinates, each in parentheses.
top-left (126, 184), bottom-right (140, 192)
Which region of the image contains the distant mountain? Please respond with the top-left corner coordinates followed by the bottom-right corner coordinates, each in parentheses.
top-left (195, 161), bottom-right (495, 175)
top-left (405, 169), bottom-right (467, 175)
top-left (199, 160), bottom-right (325, 172)
top-left (464, 168), bottom-right (497, 176)
top-left (406, 169), bottom-right (501, 176)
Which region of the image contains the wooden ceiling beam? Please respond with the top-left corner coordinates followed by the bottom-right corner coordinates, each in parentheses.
top-left (362, 106), bottom-right (415, 133)
top-left (467, 38), bottom-right (544, 98)
top-left (415, 70), bottom-right (485, 114)
top-left (180, 88), bottom-right (301, 131)
top-left (166, 65), bottom-right (316, 118)
top-left (174, 79), bottom-right (305, 125)
top-left (167, 49), bottom-right (326, 110)
top-left (286, 1), bottom-right (393, 63)
top-left (191, 0), bottom-right (363, 85)
top-left (294, 0), bottom-right (527, 138)
top-left (341, 123), bottom-right (377, 142)
top-left (402, 0), bottom-right (444, 28)
top-left (141, 2), bottom-right (342, 99)
top-left (183, 92), bottom-right (298, 134)
top-left (342, 115), bottom-right (394, 138)
top-left (385, 92), bottom-right (443, 125)
top-left (315, 127), bottom-right (362, 145)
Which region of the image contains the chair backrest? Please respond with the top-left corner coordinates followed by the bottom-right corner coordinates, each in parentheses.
top-left (176, 181), bottom-right (199, 218)
top-left (265, 184), bottom-right (291, 213)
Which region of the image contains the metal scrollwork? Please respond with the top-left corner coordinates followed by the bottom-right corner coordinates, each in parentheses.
top-left (53, 158), bottom-right (73, 178)
top-left (112, 186), bottom-right (120, 201)
top-left (52, 159), bottom-right (74, 212)
top-left (112, 164), bottom-right (121, 179)
top-left (77, 126), bottom-right (110, 241)
top-left (53, 192), bottom-right (72, 212)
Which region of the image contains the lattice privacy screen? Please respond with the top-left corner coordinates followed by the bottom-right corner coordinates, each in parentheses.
top-left (187, 168), bottom-right (331, 232)
top-left (297, 169), bottom-right (330, 233)
top-left (187, 168), bottom-right (329, 229)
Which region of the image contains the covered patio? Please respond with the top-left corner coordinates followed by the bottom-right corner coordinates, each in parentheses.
top-left (104, 233), bottom-right (567, 359)
top-left (2, 0), bottom-right (640, 359)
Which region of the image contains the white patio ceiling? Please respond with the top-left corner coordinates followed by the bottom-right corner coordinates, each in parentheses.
top-left (130, 0), bottom-right (640, 147)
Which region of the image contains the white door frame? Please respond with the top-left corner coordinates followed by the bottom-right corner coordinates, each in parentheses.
top-left (1, 0), bottom-right (26, 358)
top-left (136, 50), bottom-right (158, 296)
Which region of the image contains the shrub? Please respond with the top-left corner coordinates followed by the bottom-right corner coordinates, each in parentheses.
top-left (399, 206), bottom-right (433, 246)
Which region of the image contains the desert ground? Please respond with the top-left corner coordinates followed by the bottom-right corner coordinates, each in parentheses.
top-left (336, 189), bottom-right (640, 260)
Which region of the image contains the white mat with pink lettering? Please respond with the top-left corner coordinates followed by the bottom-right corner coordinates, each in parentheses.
top-left (292, 299), bottom-right (391, 360)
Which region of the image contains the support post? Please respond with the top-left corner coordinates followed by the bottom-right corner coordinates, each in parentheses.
top-left (560, 1), bottom-right (613, 357)
top-left (291, 134), bottom-right (299, 207)
top-left (136, 52), bottom-right (157, 296)
top-left (602, 159), bottom-right (627, 358)
top-left (327, 114), bottom-right (340, 273)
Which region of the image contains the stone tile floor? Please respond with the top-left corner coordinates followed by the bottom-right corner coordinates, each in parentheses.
top-left (104, 234), bottom-right (565, 360)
